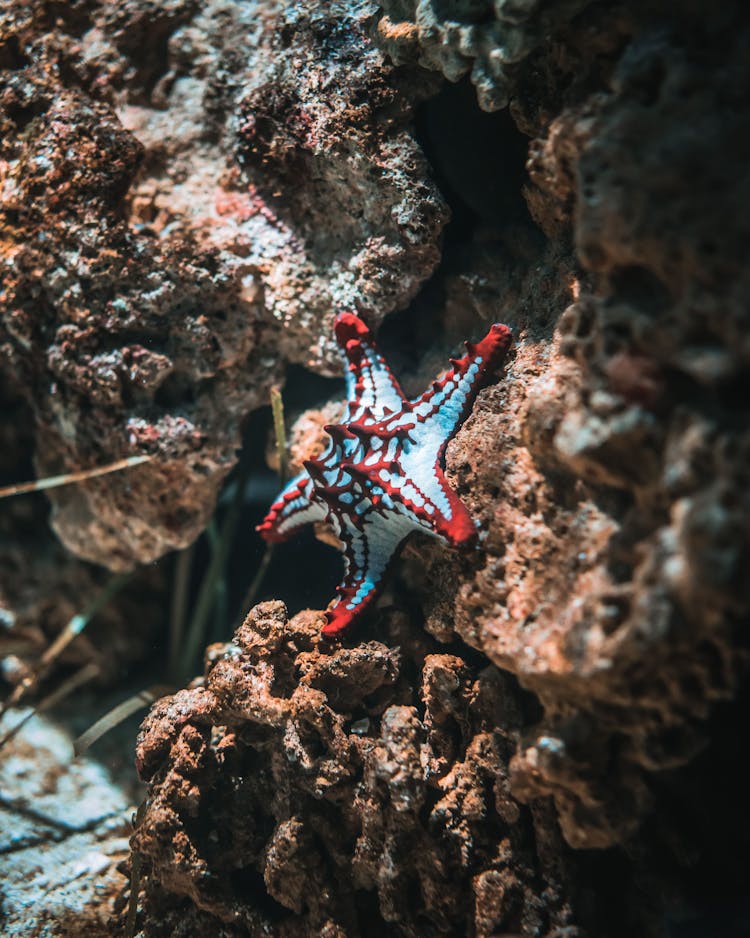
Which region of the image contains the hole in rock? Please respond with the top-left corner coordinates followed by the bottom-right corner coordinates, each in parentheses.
top-left (610, 264), bottom-right (673, 315)
top-left (229, 867), bottom-right (288, 920)
top-left (0, 35), bottom-right (31, 70)
top-left (414, 75), bottom-right (533, 243)
top-left (374, 74), bottom-right (541, 371)
top-left (354, 889), bottom-right (389, 936)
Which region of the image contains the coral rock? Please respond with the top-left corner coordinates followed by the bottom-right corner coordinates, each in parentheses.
top-left (131, 602), bottom-right (579, 935)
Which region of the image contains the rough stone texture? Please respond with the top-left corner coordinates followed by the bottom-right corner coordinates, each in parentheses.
top-left (2, 0), bottom-right (750, 935)
top-left (0, 0), bottom-right (447, 569)
top-left (408, 3), bottom-right (750, 852)
top-left (133, 0), bottom-right (747, 927)
top-left (372, 0), bottom-right (592, 111)
top-left (232, 3), bottom-right (448, 367)
top-left (131, 602), bottom-right (583, 937)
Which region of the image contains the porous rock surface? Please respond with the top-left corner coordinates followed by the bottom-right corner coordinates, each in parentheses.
top-left (0, 0), bottom-right (446, 568)
top-left (2, 0), bottom-right (749, 934)
top-left (276, 1), bottom-right (750, 860)
top-left (414, 3), bottom-right (750, 851)
top-left (132, 601), bottom-right (581, 937)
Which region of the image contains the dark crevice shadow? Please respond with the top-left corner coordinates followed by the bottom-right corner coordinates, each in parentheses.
top-left (414, 76), bottom-right (533, 241)
top-left (230, 384), bottom-right (345, 625)
top-left (377, 74), bottom-right (542, 370)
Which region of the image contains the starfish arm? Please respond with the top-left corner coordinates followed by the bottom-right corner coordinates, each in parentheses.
top-left (258, 314), bottom-right (513, 640)
top-left (335, 312), bottom-right (406, 421)
top-left (256, 471), bottom-right (327, 543)
top-left (374, 450), bottom-right (479, 549)
top-left (322, 512), bottom-right (410, 637)
top-left (410, 323), bottom-right (512, 444)
top-left (420, 466), bottom-right (478, 548)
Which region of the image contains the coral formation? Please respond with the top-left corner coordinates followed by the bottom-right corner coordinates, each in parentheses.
top-left (372, 0), bottom-right (593, 111)
top-left (0, 0), bottom-right (446, 568)
top-left (233, 2), bottom-right (449, 367)
top-left (132, 601), bottom-right (582, 937)
top-left (416, 6), bottom-right (750, 850)
top-left (1, 0), bottom-right (749, 934)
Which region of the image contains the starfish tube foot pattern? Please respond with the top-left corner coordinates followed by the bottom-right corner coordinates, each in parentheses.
top-left (257, 312), bottom-right (512, 638)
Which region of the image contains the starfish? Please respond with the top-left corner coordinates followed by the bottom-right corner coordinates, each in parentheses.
top-left (257, 312), bottom-right (512, 637)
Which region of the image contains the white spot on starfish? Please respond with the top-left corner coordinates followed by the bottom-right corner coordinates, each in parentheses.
top-left (257, 313), bottom-right (512, 636)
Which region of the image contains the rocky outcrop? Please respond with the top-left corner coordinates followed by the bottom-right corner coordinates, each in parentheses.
top-left (0, 0), bottom-right (446, 568)
top-left (132, 602), bottom-right (583, 937)
top-left (2, 0), bottom-right (748, 935)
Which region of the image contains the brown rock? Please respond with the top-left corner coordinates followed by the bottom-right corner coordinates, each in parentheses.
top-left (0, 0), bottom-right (447, 569)
top-left (130, 602), bottom-right (578, 935)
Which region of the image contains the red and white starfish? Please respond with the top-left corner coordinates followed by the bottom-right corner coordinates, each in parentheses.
top-left (257, 312), bottom-right (512, 637)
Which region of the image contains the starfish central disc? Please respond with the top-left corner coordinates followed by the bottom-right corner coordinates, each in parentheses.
top-left (257, 312), bottom-right (512, 637)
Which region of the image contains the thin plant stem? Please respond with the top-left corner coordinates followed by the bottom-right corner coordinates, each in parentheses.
top-left (0, 572), bottom-right (131, 719)
top-left (168, 544), bottom-right (195, 682)
top-left (125, 800), bottom-right (148, 938)
top-left (0, 661), bottom-right (100, 750)
top-left (236, 544), bottom-right (275, 625)
top-left (177, 470), bottom-right (249, 681)
top-left (0, 455), bottom-right (151, 500)
top-left (270, 384), bottom-right (288, 485)
top-left (205, 521), bottom-right (229, 644)
top-left (125, 848), bottom-right (142, 938)
top-left (73, 684), bottom-right (172, 757)
top-left (234, 385), bottom-right (288, 624)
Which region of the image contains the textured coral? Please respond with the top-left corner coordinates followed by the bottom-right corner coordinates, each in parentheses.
top-left (242, 0), bottom-right (750, 865)
top-left (0, 2), bottom-right (275, 568)
top-left (233, 2), bottom-right (449, 367)
top-left (0, 0), bottom-right (446, 568)
top-left (410, 7), bottom-right (750, 849)
top-left (372, 0), bottom-right (592, 110)
top-left (132, 601), bottom-right (583, 937)
top-left (3, 0), bottom-right (750, 933)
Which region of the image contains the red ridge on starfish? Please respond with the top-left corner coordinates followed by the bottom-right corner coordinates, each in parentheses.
top-left (258, 312), bottom-right (512, 638)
